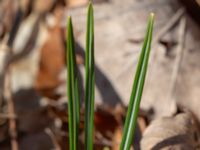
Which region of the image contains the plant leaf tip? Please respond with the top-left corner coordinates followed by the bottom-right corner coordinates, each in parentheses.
top-left (88, 1), bottom-right (94, 10)
top-left (68, 16), bottom-right (72, 21)
top-left (150, 13), bottom-right (155, 19)
top-left (89, 0), bottom-right (93, 5)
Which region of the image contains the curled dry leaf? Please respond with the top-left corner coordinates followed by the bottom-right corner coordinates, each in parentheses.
top-left (33, 0), bottom-right (55, 14)
top-left (141, 112), bottom-right (200, 150)
top-left (66, 0), bottom-right (88, 8)
top-left (35, 12), bottom-right (65, 99)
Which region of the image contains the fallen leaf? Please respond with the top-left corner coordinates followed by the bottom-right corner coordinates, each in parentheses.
top-left (141, 112), bottom-right (200, 150)
top-left (35, 13), bottom-right (65, 99)
top-left (66, 0), bottom-right (88, 8)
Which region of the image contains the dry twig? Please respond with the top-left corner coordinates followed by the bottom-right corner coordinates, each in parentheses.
top-left (149, 7), bottom-right (185, 67)
top-left (4, 69), bottom-right (18, 150)
top-left (166, 17), bottom-right (186, 107)
top-left (152, 8), bottom-right (185, 45)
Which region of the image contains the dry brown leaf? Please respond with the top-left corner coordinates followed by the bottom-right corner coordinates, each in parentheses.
top-left (35, 14), bottom-right (65, 99)
top-left (94, 107), bottom-right (119, 139)
top-left (33, 0), bottom-right (55, 14)
top-left (0, 0), bottom-right (18, 36)
top-left (112, 126), bottom-right (122, 150)
top-left (66, 0), bottom-right (88, 8)
top-left (141, 112), bottom-right (200, 150)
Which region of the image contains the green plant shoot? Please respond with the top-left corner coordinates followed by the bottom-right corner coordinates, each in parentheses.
top-left (67, 16), bottom-right (80, 150)
top-left (120, 13), bottom-right (154, 150)
top-left (84, 3), bottom-right (95, 150)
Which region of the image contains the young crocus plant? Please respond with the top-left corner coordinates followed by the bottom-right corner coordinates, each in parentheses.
top-left (67, 17), bottom-right (80, 150)
top-left (67, 3), bottom-right (95, 150)
top-left (66, 2), bottom-right (154, 149)
top-left (84, 3), bottom-right (95, 150)
top-left (120, 13), bottom-right (154, 150)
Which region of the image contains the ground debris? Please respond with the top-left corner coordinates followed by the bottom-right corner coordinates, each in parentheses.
top-left (141, 112), bottom-right (200, 150)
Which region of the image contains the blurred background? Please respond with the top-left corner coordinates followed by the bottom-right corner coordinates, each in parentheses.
top-left (0, 0), bottom-right (200, 149)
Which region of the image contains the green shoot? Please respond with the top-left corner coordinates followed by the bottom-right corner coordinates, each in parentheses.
top-left (84, 3), bottom-right (95, 150)
top-left (67, 17), bottom-right (80, 150)
top-left (120, 13), bottom-right (154, 150)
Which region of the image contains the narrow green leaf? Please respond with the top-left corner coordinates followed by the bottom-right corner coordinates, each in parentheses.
top-left (84, 3), bottom-right (95, 150)
top-left (120, 13), bottom-right (154, 150)
top-left (67, 16), bottom-right (80, 150)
